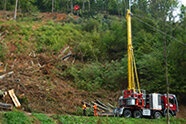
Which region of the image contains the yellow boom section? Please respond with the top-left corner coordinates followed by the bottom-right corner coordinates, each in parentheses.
top-left (126, 10), bottom-right (141, 93)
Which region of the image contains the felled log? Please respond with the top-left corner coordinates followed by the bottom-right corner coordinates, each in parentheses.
top-left (96, 99), bottom-right (110, 109)
top-left (107, 103), bottom-right (115, 109)
top-left (62, 51), bottom-right (72, 61)
top-left (91, 101), bottom-right (111, 112)
top-left (58, 46), bottom-right (70, 58)
top-left (8, 89), bottom-right (21, 108)
top-left (0, 102), bottom-right (13, 110)
top-left (0, 71), bottom-right (14, 80)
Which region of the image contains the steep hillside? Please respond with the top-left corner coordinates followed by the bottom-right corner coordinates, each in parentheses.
top-left (0, 11), bottom-right (185, 118)
top-left (0, 12), bottom-right (120, 115)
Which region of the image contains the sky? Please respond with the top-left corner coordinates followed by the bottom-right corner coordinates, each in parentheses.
top-left (173, 0), bottom-right (186, 21)
top-left (179, 0), bottom-right (186, 6)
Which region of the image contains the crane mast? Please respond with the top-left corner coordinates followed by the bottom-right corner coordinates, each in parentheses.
top-left (126, 10), bottom-right (141, 93)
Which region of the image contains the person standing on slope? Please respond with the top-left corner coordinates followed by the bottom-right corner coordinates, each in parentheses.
top-left (93, 104), bottom-right (98, 116)
top-left (83, 103), bottom-right (86, 116)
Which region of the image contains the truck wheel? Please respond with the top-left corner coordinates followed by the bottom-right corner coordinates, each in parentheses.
top-left (133, 110), bottom-right (142, 118)
top-left (123, 110), bottom-right (132, 118)
top-left (154, 111), bottom-right (162, 119)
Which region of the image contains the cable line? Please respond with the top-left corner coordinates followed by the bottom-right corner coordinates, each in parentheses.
top-left (133, 14), bottom-right (186, 46)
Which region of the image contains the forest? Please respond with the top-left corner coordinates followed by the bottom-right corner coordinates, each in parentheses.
top-left (0, 0), bottom-right (185, 122)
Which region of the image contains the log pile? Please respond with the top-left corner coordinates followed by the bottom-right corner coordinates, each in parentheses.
top-left (84, 99), bottom-right (115, 116)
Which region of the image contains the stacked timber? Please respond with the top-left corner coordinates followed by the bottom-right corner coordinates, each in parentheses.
top-left (0, 102), bottom-right (13, 110)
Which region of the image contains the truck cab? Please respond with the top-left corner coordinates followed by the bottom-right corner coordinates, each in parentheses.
top-left (161, 94), bottom-right (179, 116)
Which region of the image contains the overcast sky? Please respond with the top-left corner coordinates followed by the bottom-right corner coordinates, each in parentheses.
top-left (173, 0), bottom-right (185, 21)
top-left (179, 0), bottom-right (186, 6)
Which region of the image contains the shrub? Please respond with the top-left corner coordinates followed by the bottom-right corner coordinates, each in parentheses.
top-left (82, 19), bottom-right (99, 32)
top-left (3, 111), bottom-right (31, 124)
top-left (32, 113), bottom-right (55, 124)
top-left (62, 58), bottom-right (128, 91)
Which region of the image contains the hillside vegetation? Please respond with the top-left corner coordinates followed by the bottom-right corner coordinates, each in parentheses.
top-left (0, 11), bottom-right (185, 94)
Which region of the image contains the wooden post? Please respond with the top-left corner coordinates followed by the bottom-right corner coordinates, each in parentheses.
top-left (163, 5), bottom-right (169, 124)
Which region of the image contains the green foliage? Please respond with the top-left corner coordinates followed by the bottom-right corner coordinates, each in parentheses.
top-left (32, 113), bottom-right (55, 124)
top-left (54, 115), bottom-right (185, 124)
top-left (63, 58), bottom-right (127, 91)
top-left (2, 111), bottom-right (31, 124)
top-left (0, 43), bottom-right (5, 61)
top-left (137, 50), bottom-right (166, 93)
top-left (0, 111), bottom-right (185, 124)
top-left (19, 0), bottom-right (38, 13)
top-left (34, 22), bottom-right (65, 52)
top-left (101, 20), bottom-right (126, 60)
top-left (82, 19), bottom-right (99, 32)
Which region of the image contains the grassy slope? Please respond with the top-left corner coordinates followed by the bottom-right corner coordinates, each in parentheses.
top-left (1, 111), bottom-right (186, 124)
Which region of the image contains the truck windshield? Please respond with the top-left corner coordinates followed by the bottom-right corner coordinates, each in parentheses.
top-left (169, 98), bottom-right (175, 104)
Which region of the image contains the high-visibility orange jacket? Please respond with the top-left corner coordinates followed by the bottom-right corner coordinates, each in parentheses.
top-left (83, 104), bottom-right (86, 110)
top-left (93, 105), bottom-right (97, 110)
top-left (93, 105), bottom-right (98, 116)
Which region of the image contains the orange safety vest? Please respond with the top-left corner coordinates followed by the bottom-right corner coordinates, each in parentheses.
top-left (93, 105), bottom-right (97, 110)
top-left (83, 104), bottom-right (86, 110)
top-left (93, 105), bottom-right (98, 116)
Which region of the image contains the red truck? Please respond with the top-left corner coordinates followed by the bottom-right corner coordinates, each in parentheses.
top-left (114, 89), bottom-right (179, 119)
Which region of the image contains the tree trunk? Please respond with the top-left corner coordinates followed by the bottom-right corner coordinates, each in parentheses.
top-left (55, 0), bottom-right (57, 12)
top-left (71, 0), bottom-right (73, 13)
top-left (116, 2), bottom-right (120, 16)
top-left (162, 1), bottom-right (169, 124)
top-left (88, 0), bottom-right (90, 11)
top-left (83, 0), bottom-right (85, 11)
top-left (18, 0), bottom-right (21, 13)
top-left (67, 1), bottom-right (69, 12)
top-left (52, 0), bottom-right (54, 12)
top-left (3, 0), bottom-right (7, 11)
top-left (14, 0), bottom-right (18, 20)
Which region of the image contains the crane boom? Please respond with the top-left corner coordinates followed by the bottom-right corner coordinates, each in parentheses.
top-left (126, 10), bottom-right (141, 93)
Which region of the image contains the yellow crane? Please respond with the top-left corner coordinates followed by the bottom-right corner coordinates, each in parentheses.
top-left (126, 10), bottom-right (141, 93)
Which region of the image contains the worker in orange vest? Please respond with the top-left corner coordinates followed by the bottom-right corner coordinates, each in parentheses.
top-left (83, 103), bottom-right (86, 116)
top-left (0, 62), bottom-right (4, 73)
top-left (93, 104), bottom-right (98, 116)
